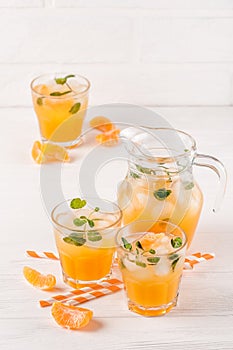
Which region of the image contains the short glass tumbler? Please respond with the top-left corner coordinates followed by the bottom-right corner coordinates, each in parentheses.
top-left (51, 198), bottom-right (122, 288)
top-left (117, 220), bottom-right (187, 316)
top-left (31, 73), bottom-right (90, 147)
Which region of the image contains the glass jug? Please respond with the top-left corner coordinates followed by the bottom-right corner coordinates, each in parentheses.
top-left (117, 127), bottom-right (227, 247)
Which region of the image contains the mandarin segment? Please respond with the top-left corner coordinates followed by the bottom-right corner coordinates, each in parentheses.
top-left (31, 141), bottom-right (70, 164)
top-left (96, 129), bottom-right (120, 146)
top-left (34, 84), bottom-right (50, 96)
top-left (51, 302), bottom-right (93, 330)
top-left (23, 266), bottom-right (56, 290)
top-left (90, 116), bottom-right (113, 132)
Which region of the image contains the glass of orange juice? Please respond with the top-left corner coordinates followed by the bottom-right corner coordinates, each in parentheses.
top-left (117, 220), bottom-right (187, 316)
top-left (31, 73), bottom-right (90, 147)
top-left (51, 197), bottom-right (122, 287)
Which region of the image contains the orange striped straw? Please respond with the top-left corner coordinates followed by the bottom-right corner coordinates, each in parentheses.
top-left (65, 284), bottom-right (123, 307)
top-left (39, 278), bottom-right (123, 307)
top-left (184, 252), bottom-right (215, 269)
top-left (26, 250), bottom-right (59, 260)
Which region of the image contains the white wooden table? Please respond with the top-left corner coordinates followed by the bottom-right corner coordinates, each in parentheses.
top-left (0, 107), bottom-right (233, 350)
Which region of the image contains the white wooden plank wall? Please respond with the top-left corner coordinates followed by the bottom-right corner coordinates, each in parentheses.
top-left (0, 1), bottom-right (233, 107)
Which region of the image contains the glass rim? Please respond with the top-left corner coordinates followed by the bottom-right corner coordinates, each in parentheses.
top-left (30, 73), bottom-right (91, 98)
top-left (51, 198), bottom-right (123, 233)
top-left (127, 127), bottom-right (197, 161)
top-left (117, 219), bottom-right (187, 256)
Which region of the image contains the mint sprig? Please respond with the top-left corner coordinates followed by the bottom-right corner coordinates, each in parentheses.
top-left (154, 188), bottom-right (172, 201)
top-left (55, 74), bottom-right (75, 85)
top-left (80, 216), bottom-right (95, 228)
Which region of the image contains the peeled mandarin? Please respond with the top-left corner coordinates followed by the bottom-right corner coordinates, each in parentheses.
top-left (31, 141), bottom-right (70, 164)
top-left (96, 129), bottom-right (120, 146)
top-left (51, 302), bottom-right (93, 330)
top-left (23, 266), bottom-right (56, 290)
top-left (90, 116), bottom-right (113, 132)
top-left (33, 84), bottom-right (50, 95)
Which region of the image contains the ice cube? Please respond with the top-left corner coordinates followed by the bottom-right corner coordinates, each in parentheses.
top-left (161, 236), bottom-right (170, 245)
top-left (154, 257), bottom-right (170, 276)
top-left (135, 192), bottom-right (148, 207)
top-left (117, 180), bottom-right (132, 207)
top-left (123, 258), bottom-right (141, 272)
top-left (156, 247), bottom-right (169, 255)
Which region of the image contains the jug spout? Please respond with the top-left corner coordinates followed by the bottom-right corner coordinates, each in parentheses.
top-left (193, 153), bottom-right (227, 212)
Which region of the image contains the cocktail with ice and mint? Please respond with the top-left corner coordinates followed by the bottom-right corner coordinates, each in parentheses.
top-left (51, 198), bottom-right (122, 287)
top-left (31, 73), bottom-right (90, 147)
top-left (117, 220), bottom-right (187, 316)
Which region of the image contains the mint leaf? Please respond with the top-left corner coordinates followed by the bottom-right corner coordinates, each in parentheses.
top-left (154, 188), bottom-right (172, 201)
top-left (121, 237), bottom-right (132, 251)
top-left (130, 171), bottom-right (140, 179)
top-left (136, 260), bottom-right (147, 268)
top-left (136, 164), bottom-right (155, 175)
top-left (119, 258), bottom-right (126, 269)
top-left (69, 102), bottom-right (81, 114)
top-left (78, 216), bottom-right (94, 227)
top-left (171, 237), bottom-right (182, 248)
top-left (73, 218), bottom-right (87, 226)
top-left (87, 219), bottom-right (95, 228)
top-left (171, 257), bottom-right (180, 271)
top-left (149, 249), bottom-right (156, 254)
top-left (184, 182), bottom-right (194, 190)
top-left (55, 74), bottom-right (75, 85)
top-left (169, 253), bottom-right (179, 260)
top-left (70, 198), bottom-right (87, 209)
top-left (50, 90), bottom-right (71, 96)
top-left (87, 231), bottom-right (102, 242)
top-left (147, 257), bottom-right (160, 264)
top-left (37, 97), bottom-right (43, 106)
top-left (135, 241), bottom-right (143, 250)
top-left (63, 233), bottom-right (86, 246)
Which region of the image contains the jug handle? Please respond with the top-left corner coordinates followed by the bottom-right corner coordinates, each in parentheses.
top-left (193, 153), bottom-right (227, 212)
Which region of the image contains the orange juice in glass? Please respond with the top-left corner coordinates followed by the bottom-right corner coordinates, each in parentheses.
top-left (117, 220), bottom-right (187, 316)
top-left (31, 73), bottom-right (90, 147)
top-left (51, 198), bottom-right (122, 287)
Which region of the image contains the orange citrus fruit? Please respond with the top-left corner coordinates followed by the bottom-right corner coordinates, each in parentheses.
top-left (96, 129), bottom-right (120, 146)
top-left (34, 84), bottom-right (50, 95)
top-left (139, 231), bottom-right (165, 249)
top-left (90, 116), bottom-right (113, 132)
top-left (51, 302), bottom-right (93, 330)
top-left (23, 266), bottom-right (56, 290)
top-left (31, 140), bottom-right (70, 164)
